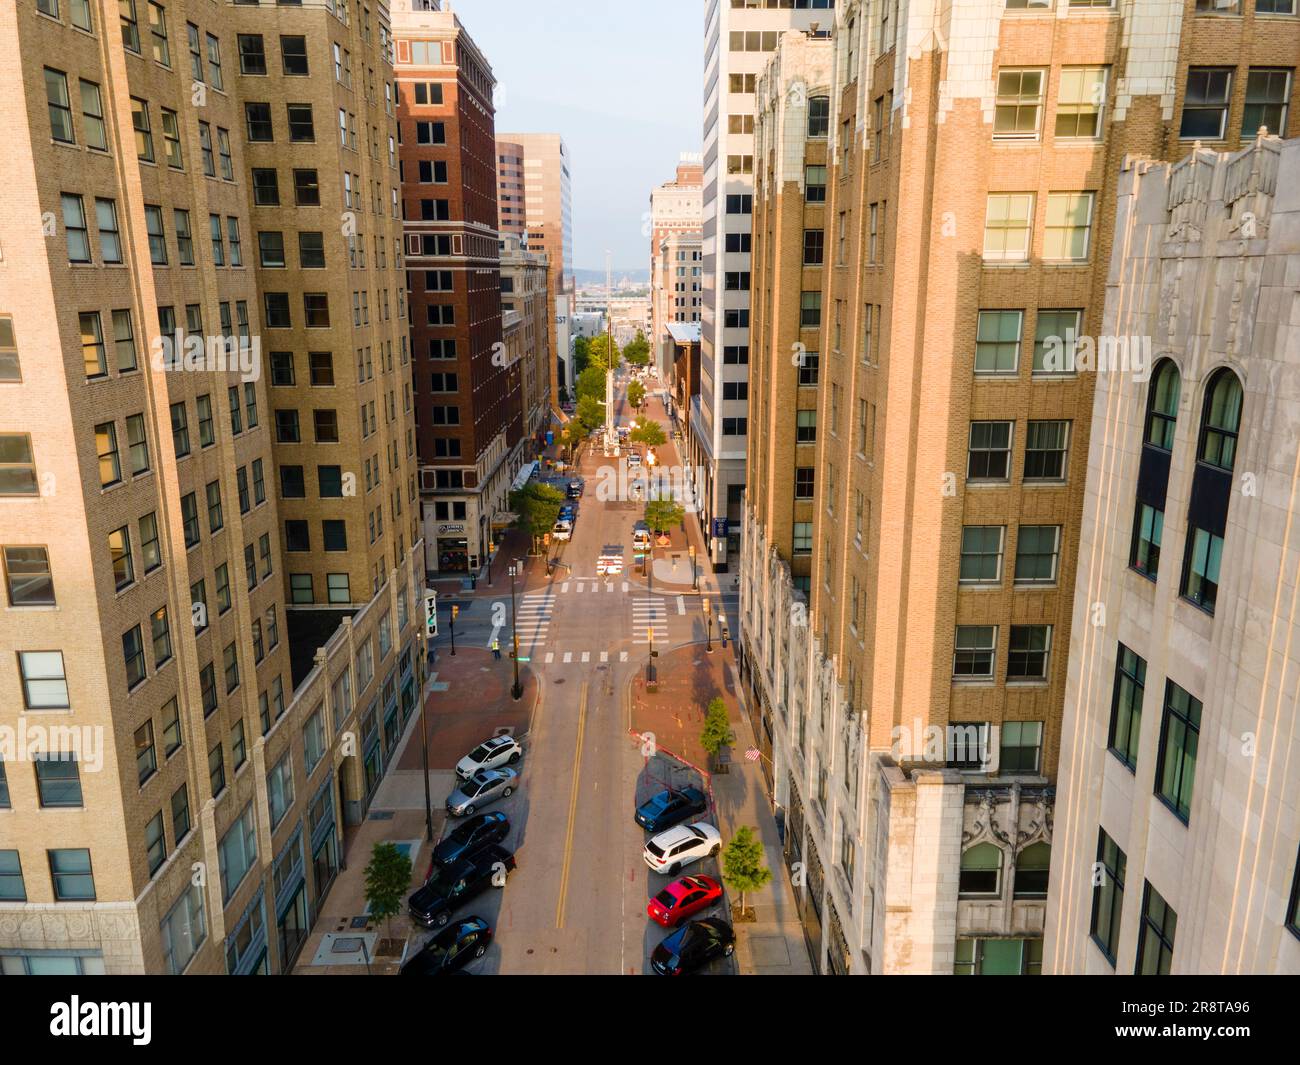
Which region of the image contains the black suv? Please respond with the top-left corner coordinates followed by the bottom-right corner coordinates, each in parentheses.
top-left (408, 844), bottom-right (517, 929)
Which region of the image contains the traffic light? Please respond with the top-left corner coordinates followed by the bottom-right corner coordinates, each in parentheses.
top-left (451, 605), bottom-right (460, 622)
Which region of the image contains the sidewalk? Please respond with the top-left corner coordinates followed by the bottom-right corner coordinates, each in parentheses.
top-left (627, 642), bottom-right (812, 976)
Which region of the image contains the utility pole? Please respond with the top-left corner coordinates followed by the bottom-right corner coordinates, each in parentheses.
top-left (509, 561), bottom-right (523, 701)
top-left (604, 248), bottom-right (615, 455)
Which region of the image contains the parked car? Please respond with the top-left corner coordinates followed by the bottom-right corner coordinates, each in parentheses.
top-left (455, 735), bottom-right (522, 780)
top-left (428, 812), bottom-right (510, 873)
top-left (567, 480), bottom-right (584, 499)
top-left (408, 844), bottom-right (516, 928)
top-left (635, 786), bottom-right (708, 833)
top-left (650, 918), bottom-right (736, 975)
top-left (643, 822), bottom-right (722, 876)
top-left (446, 767), bottom-right (518, 817)
top-left (558, 504), bottom-right (577, 523)
top-left (400, 917), bottom-right (494, 975)
top-left (551, 520), bottom-right (573, 542)
top-left (647, 875), bottom-right (724, 928)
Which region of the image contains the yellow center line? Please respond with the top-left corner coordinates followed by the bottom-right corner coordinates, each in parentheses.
top-left (555, 678), bottom-right (588, 929)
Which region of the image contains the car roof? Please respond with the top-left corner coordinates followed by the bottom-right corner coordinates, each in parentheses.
top-left (650, 824), bottom-right (699, 847)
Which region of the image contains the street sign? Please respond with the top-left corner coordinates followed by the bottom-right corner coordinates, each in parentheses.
top-left (711, 518), bottom-right (729, 539)
top-left (423, 590), bottom-right (438, 637)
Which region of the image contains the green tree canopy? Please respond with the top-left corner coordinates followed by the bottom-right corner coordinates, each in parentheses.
top-left (624, 330), bottom-right (651, 367)
top-left (363, 841), bottom-right (412, 941)
top-left (510, 482), bottom-right (565, 546)
top-left (573, 335), bottom-right (592, 376)
top-left (629, 416), bottom-right (666, 448)
top-left (576, 395), bottom-right (606, 434)
top-left (645, 498), bottom-right (685, 532)
top-left (700, 696), bottom-right (736, 757)
top-left (587, 333), bottom-right (621, 372)
top-left (721, 826), bottom-right (773, 912)
top-left (576, 365), bottom-right (607, 404)
top-left (627, 379), bottom-right (646, 409)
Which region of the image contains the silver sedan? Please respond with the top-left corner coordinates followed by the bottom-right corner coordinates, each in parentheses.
top-left (446, 767), bottom-right (519, 817)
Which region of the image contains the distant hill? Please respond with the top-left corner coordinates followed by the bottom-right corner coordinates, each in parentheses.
top-left (574, 267), bottom-right (649, 287)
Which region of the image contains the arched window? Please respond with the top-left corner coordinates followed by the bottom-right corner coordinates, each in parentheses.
top-left (1198, 369), bottom-right (1243, 471)
top-left (1013, 842), bottom-right (1051, 898)
top-left (1144, 359), bottom-right (1181, 451)
top-left (959, 842), bottom-right (1003, 897)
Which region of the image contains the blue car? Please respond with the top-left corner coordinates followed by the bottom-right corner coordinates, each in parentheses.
top-left (635, 786), bottom-right (708, 833)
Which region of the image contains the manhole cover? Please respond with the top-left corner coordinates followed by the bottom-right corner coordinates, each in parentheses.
top-left (554, 678), bottom-right (566, 685)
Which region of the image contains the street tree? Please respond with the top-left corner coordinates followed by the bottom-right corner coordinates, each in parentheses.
top-left (363, 841), bottom-right (412, 945)
top-left (627, 379), bottom-right (646, 409)
top-left (700, 696), bottom-right (736, 758)
top-left (645, 497), bottom-right (685, 533)
top-left (624, 330), bottom-right (651, 367)
top-left (721, 826), bottom-right (773, 918)
top-left (576, 365), bottom-right (606, 404)
top-left (510, 482), bottom-right (565, 550)
top-left (629, 416), bottom-right (666, 448)
top-left (576, 395), bottom-right (606, 434)
top-left (573, 335), bottom-right (592, 376)
top-left (587, 333), bottom-right (622, 372)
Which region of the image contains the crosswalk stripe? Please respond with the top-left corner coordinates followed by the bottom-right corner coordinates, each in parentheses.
top-left (677, 596), bottom-right (686, 615)
top-left (581, 652), bottom-right (590, 663)
top-left (563, 652), bottom-right (573, 664)
top-left (561, 583), bottom-right (570, 593)
top-left (620, 651), bottom-right (629, 662)
top-left (600, 652), bottom-right (609, 663)
top-left (622, 582), bottom-right (629, 593)
top-left (545, 652), bottom-right (554, 664)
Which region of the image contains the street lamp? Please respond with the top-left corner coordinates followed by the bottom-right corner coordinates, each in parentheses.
top-left (449, 604), bottom-right (458, 656)
top-left (704, 597), bottom-right (713, 654)
top-left (689, 544), bottom-right (698, 591)
top-left (508, 562), bottom-right (523, 701)
top-left (719, 612), bottom-right (728, 649)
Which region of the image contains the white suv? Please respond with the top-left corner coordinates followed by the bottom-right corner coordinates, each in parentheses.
top-left (455, 735), bottom-right (523, 780)
top-left (643, 822), bottom-right (722, 876)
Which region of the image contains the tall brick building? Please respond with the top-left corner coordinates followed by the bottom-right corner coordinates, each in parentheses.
top-left (0, 0), bottom-right (424, 974)
top-left (739, 1), bottom-right (1299, 975)
top-left (393, 0), bottom-right (526, 578)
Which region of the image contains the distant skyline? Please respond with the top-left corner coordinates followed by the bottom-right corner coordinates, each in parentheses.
top-left (451, 0), bottom-right (703, 271)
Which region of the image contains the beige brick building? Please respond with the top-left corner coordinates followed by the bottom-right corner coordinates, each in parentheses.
top-left (739, 0), bottom-right (1299, 974)
top-left (499, 233), bottom-right (551, 455)
top-left (1045, 136), bottom-right (1300, 975)
top-left (0, 0), bottom-right (424, 975)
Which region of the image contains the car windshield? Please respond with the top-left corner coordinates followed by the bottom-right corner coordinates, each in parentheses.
top-left (688, 827), bottom-right (707, 842)
top-left (468, 744), bottom-right (491, 761)
top-left (653, 889), bottom-right (676, 907)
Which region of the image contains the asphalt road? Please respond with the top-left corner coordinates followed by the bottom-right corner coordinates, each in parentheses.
top-left (414, 374), bottom-right (738, 975)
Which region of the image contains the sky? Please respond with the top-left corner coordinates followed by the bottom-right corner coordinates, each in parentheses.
top-left (451, 0), bottom-right (704, 274)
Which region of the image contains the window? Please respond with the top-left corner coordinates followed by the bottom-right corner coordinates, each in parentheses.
top-left (1243, 68), bottom-right (1292, 137)
top-left (49, 849), bottom-right (95, 901)
top-left (280, 34), bottom-right (308, 75)
top-left (1057, 67), bottom-right (1107, 138)
top-left (264, 292), bottom-right (291, 328)
top-left (94, 422), bottom-right (121, 487)
top-left (318, 465), bottom-right (343, 496)
top-left (1124, 887), bottom-right (1179, 982)
top-left (1032, 309), bottom-right (1081, 374)
top-left (245, 102), bottom-right (273, 141)
top-left (807, 96), bottom-right (830, 137)
top-left (1131, 503), bottom-right (1163, 579)
top-left (959, 526), bottom-right (1004, 584)
top-left (218, 805), bottom-right (257, 902)
top-left (953, 626), bottom-right (996, 678)
top-left (982, 193), bottom-right (1033, 262)
top-left (258, 231), bottom-right (285, 268)
top-left (796, 410), bottom-right (817, 444)
top-left (287, 103), bottom-right (315, 142)
top-left (1043, 192), bottom-right (1094, 261)
top-left (120, 0), bottom-right (141, 51)
top-left (4, 546), bottom-right (55, 606)
top-left (150, 606), bottom-right (172, 667)
top-left (798, 350), bottom-right (820, 386)
top-left (1108, 644), bottom-right (1146, 770)
top-left (62, 193), bottom-right (91, 263)
top-left (1156, 680), bottom-right (1202, 821)
top-left (1000, 721), bottom-right (1043, 773)
top-left (1198, 369), bottom-right (1243, 471)
top-left (304, 293), bottom-right (330, 327)
top-left (1090, 829), bottom-right (1126, 964)
top-left (967, 421), bottom-right (1013, 481)
top-left (974, 310), bottom-right (1022, 374)
top-left (80, 80), bottom-right (108, 150)
top-left (132, 98), bottom-right (156, 163)
top-left (19, 651), bottom-right (69, 709)
top-left (993, 69), bottom-right (1044, 138)
top-left (794, 467), bottom-right (815, 500)
top-left (1014, 842), bottom-right (1051, 898)
top-left (0, 851), bottom-right (24, 902)
top-left (806, 165), bottom-right (828, 202)
top-left (327, 573), bottom-right (350, 604)
top-left (226, 217), bottom-right (242, 265)
top-left (267, 751), bottom-right (295, 828)
top-left (793, 522), bottom-right (813, 555)
top-left (161, 882), bottom-right (205, 975)
top-left (1013, 525), bottom-right (1060, 584)
top-left (223, 641), bottom-right (240, 693)
top-left (313, 409), bottom-right (338, 443)
top-left (800, 292), bottom-right (822, 328)
top-left (37, 754), bottom-right (82, 807)
top-left (0, 434), bottom-right (39, 496)
top-left (1182, 525), bottom-right (1224, 613)
top-left (1024, 420), bottom-right (1069, 480)
top-left (959, 843), bottom-right (1002, 896)
top-left (1143, 359), bottom-right (1181, 450)
top-left (954, 937), bottom-right (1043, 976)
top-left (80, 312), bottom-right (107, 378)
top-left (126, 413), bottom-right (149, 475)
top-left (1180, 68), bottom-right (1232, 139)
top-left (144, 204), bottom-right (167, 264)
top-left (1007, 625), bottom-right (1051, 680)
top-left (46, 68), bottom-right (75, 144)
top-left (179, 491), bottom-right (199, 548)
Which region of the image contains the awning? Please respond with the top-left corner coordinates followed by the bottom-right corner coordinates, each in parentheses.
top-left (510, 462), bottom-right (538, 492)
top-left (492, 512), bottom-right (519, 530)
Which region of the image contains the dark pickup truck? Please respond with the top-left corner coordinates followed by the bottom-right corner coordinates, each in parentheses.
top-left (408, 844), bottom-right (517, 929)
